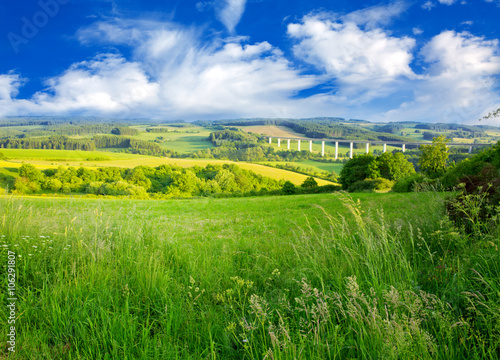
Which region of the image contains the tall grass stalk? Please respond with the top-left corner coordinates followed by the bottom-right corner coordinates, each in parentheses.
top-left (0, 193), bottom-right (498, 359)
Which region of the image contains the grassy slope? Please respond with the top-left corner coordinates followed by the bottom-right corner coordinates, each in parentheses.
top-left (1, 192), bottom-right (498, 358)
top-left (258, 160), bottom-right (345, 175)
top-left (132, 126), bottom-right (214, 154)
top-left (0, 150), bottom-right (332, 186)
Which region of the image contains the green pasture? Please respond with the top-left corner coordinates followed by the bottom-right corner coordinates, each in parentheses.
top-left (259, 160), bottom-right (344, 175)
top-left (0, 149), bottom-right (147, 161)
top-left (1, 192), bottom-right (499, 359)
top-left (133, 127), bottom-right (214, 154)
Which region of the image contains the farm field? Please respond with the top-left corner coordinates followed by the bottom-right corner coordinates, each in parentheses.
top-left (132, 126), bottom-right (214, 154)
top-left (1, 191), bottom-right (498, 359)
top-left (237, 125), bottom-right (304, 138)
top-left (0, 149), bottom-right (148, 161)
top-left (259, 160), bottom-right (345, 175)
top-left (0, 150), bottom-right (332, 186)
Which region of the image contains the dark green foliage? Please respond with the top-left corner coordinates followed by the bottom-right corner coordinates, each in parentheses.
top-left (348, 178), bottom-right (394, 192)
top-left (301, 176), bottom-right (318, 188)
top-left (146, 127), bottom-right (169, 133)
top-left (282, 181), bottom-right (297, 195)
top-left (0, 136), bottom-right (96, 151)
top-left (339, 154), bottom-right (378, 190)
top-left (11, 163), bottom-right (282, 197)
top-left (111, 127), bottom-right (139, 136)
top-left (441, 141), bottom-right (500, 188)
top-left (392, 174), bottom-right (426, 192)
top-left (446, 165), bottom-right (500, 236)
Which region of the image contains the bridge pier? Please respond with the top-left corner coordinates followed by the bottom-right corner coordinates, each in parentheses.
top-left (298, 140), bottom-right (301, 151)
top-left (366, 143), bottom-right (370, 154)
top-left (402, 144), bottom-right (406, 153)
top-left (309, 140), bottom-right (313, 152)
top-left (278, 138), bottom-right (281, 147)
top-left (469, 146), bottom-right (472, 154)
top-left (335, 141), bottom-right (338, 160)
top-left (287, 139), bottom-right (290, 150)
top-left (321, 141), bottom-right (325, 157)
top-left (383, 143), bottom-right (387, 153)
top-left (350, 142), bottom-right (353, 159)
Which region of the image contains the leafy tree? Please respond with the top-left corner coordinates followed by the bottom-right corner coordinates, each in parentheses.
top-left (18, 164), bottom-right (45, 183)
top-left (301, 176), bottom-right (318, 188)
top-left (282, 181), bottom-right (297, 195)
top-left (419, 135), bottom-right (450, 177)
top-left (339, 154), bottom-right (378, 190)
top-left (376, 152), bottom-right (415, 181)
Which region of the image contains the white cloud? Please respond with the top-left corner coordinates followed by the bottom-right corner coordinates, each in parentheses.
top-left (1, 19), bottom-right (318, 119)
top-left (413, 27), bottom-right (424, 35)
top-left (379, 31), bottom-right (500, 123)
top-left (422, 1), bottom-right (435, 10)
top-left (341, 1), bottom-right (410, 30)
top-left (438, 0), bottom-right (456, 5)
top-left (0, 74), bottom-right (23, 100)
top-left (216, 0), bottom-right (247, 33)
top-left (288, 14), bottom-right (416, 102)
top-left (32, 54), bottom-right (160, 114)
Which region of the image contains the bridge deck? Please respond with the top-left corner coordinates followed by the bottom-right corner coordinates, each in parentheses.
top-left (270, 137), bottom-right (492, 147)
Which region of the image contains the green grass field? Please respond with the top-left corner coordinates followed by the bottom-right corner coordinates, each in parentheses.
top-left (0, 150), bottom-right (333, 186)
top-left (259, 160), bottom-right (344, 175)
top-left (133, 126), bottom-right (214, 154)
top-left (0, 149), bottom-right (148, 161)
top-left (1, 192), bottom-right (499, 359)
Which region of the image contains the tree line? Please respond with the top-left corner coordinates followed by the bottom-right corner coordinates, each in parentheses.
top-left (13, 163), bottom-right (285, 198)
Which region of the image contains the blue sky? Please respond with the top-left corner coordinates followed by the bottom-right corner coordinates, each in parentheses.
top-left (1, 0), bottom-right (500, 124)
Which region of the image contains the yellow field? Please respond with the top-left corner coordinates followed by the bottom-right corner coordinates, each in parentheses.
top-left (237, 125), bottom-right (304, 138)
top-left (0, 152), bottom-right (333, 186)
top-left (0, 149), bottom-right (148, 161)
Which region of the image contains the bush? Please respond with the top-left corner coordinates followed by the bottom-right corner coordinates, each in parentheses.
top-left (348, 178), bottom-right (394, 192)
top-left (282, 181), bottom-right (297, 195)
top-left (392, 174), bottom-right (426, 193)
top-left (446, 164), bottom-right (500, 236)
top-left (301, 176), bottom-right (318, 188)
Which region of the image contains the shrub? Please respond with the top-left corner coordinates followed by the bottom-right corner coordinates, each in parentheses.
top-left (282, 181), bottom-right (297, 195)
top-left (392, 174), bottom-right (426, 193)
top-left (301, 176), bottom-right (318, 188)
top-left (348, 178), bottom-right (394, 192)
top-left (446, 164), bottom-right (500, 236)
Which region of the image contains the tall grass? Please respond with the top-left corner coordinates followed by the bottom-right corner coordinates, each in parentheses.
top-left (0, 193), bottom-right (499, 359)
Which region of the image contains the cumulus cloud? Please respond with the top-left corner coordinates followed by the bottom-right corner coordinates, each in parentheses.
top-left (288, 14), bottom-right (416, 102)
top-left (2, 19), bottom-right (318, 119)
top-left (0, 74), bottom-right (24, 100)
top-left (379, 31), bottom-right (500, 123)
top-left (215, 0), bottom-right (247, 33)
top-left (2, 4), bottom-right (500, 124)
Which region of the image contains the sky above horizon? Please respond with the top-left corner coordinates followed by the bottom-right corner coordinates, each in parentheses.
top-left (1, 0), bottom-right (500, 124)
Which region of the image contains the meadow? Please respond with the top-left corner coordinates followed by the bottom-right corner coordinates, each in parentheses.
top-left (1, 192), bottom-right (499, 359)
top-left (0, 150), bottom-right (333, 187)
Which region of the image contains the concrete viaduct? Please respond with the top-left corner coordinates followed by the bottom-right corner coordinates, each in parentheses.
top-left (267, 136), bottom-right (492, 159)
